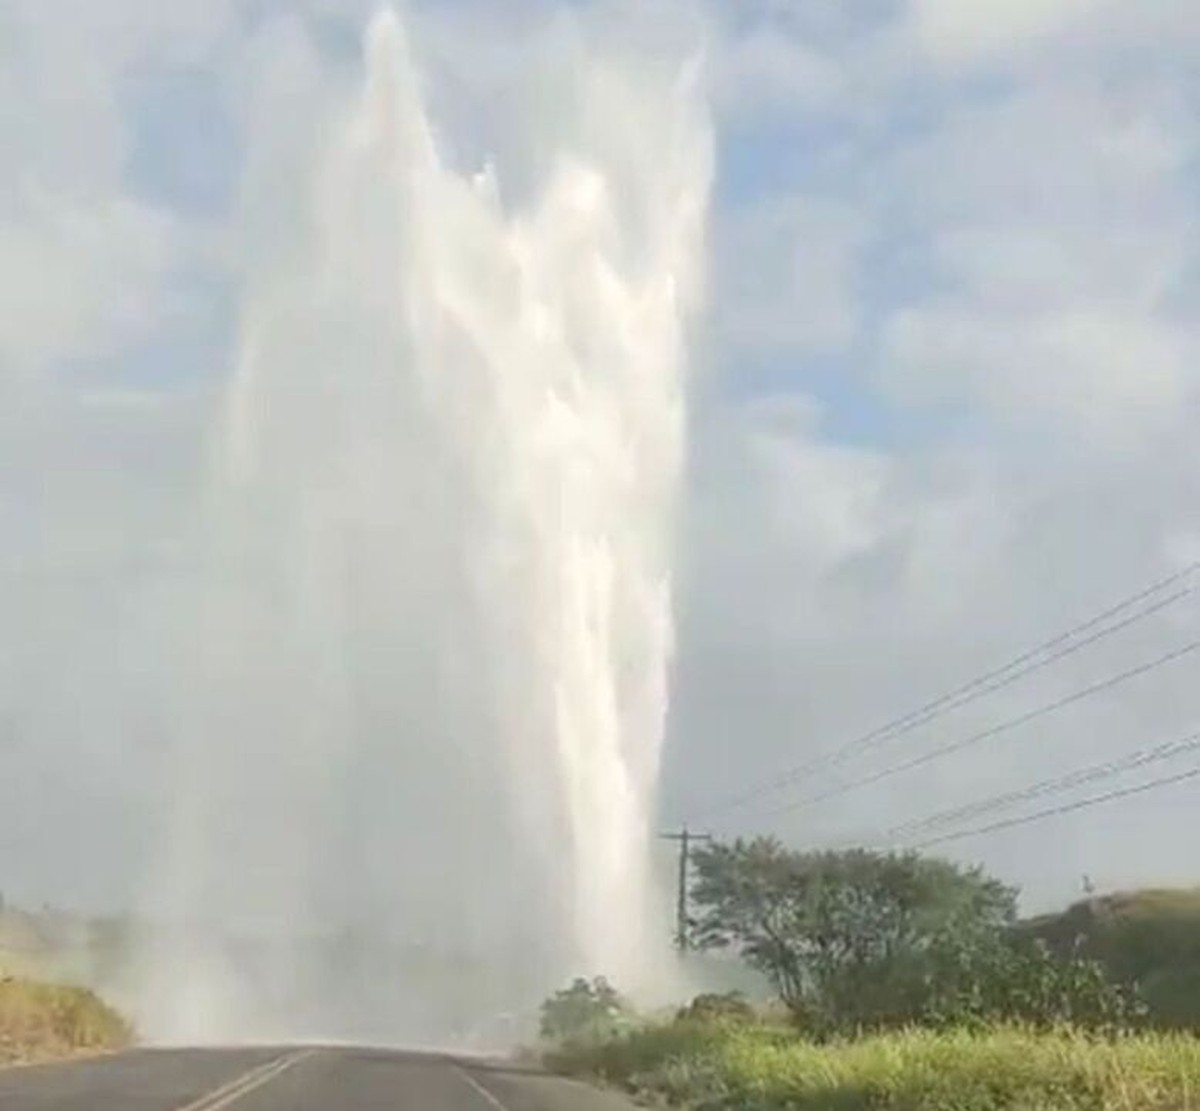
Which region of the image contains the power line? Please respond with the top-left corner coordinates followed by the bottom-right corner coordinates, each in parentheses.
top-left (835, 588), bottom-right (1189, 763)
top-left (759, 636), bottom-right (1200, 821)
top-left (688, 560), bottom-right (1199, 823)
top-left (878, 726), bottom-right (1200, 844)
top-left (910, 764), bottom-right (1200, 850)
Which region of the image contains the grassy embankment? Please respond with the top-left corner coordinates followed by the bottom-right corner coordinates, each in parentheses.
top-left (0, 905), bottom-right (132, 1065)
top-left (551, 1020), bottom-right (1200, 1110)
top-left (0, 977), bottom-right (132, 1066)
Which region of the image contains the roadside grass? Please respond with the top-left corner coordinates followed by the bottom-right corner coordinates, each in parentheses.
top-left (0, 978), bottom-right (133, 1067)
top-left (550, 1020), bottom-right (1200, 1110)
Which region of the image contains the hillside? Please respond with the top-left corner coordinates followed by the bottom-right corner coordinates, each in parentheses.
top-left (1022, 887), bottom-right (1200, 1027)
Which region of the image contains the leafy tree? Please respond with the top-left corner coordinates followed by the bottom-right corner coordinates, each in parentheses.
top-left (689, 838), bottom-right (1017, 1033)
top-left (539, 977), bottom-right (631, 1043)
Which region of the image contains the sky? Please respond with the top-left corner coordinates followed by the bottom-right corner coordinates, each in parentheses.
top-left (2, 0), bottom-right (1200, 919)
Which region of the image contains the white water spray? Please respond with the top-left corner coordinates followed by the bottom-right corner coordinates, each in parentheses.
top-left (137, 9), bottom-right (710, 1044)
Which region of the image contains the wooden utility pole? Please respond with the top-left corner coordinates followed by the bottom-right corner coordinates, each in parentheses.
top-left (659, 827), bottom-right (711, 952)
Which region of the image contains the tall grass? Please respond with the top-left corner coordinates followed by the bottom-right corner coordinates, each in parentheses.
top-left (0, 978), bottom-right (132, 1066)
top-left (552, 1020), bottom-right (1200, 1110)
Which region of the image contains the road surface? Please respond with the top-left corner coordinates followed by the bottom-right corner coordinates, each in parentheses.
top-left (0, 1047), bottom-right (637, 1109)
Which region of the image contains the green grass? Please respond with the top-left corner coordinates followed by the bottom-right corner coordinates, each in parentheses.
top-left (0, 978), bottom-right (133, 1066)
top-left (550, 1020), bottom-right (1200, 1110)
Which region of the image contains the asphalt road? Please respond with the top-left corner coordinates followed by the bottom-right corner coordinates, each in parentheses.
top-left (0, 1046), bottom-right (638, 1110)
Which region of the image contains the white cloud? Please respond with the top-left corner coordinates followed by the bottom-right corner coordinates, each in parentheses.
top-left (907, 0), bottom-right (1108, 67)
top-left (872, 63), bottom-right (1199, 441)
top-left (0, 194), bottom-right (180, 371)
top-left (905, 0), bottom-right (1200, 70)
top-left (888, 81), bottom-right (1192, 229)
top-left (711, 397), bottom-right (889, 581)
top-left (929, 225), bottom-right (1189, 313)
top-left (0, 0), bottom-right (235, 377)
top-left (887, 303), bottom-right (1192, 438)
top-left (714, 194), bottom-right (865, 356)
top-left (714, 25), bottom-right (845, 120)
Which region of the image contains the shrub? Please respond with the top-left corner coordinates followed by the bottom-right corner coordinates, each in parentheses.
top-left (918, 934), bottom-right (1146, 1033)
top-left (676, 991), bottom-right (757, 1025)
top-left (1023, 888), bottom-right (1200, 1028)
top-left (538, 977), bottom-right (632, 1044)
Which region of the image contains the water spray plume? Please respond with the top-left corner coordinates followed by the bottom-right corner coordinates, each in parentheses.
top-left (134, 6), bottom-right (712, 1047)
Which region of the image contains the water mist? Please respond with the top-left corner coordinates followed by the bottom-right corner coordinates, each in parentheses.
top-left (136, 8), bottom-right (711, 1047)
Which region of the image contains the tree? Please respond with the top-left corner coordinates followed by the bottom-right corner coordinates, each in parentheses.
top-left (539, 977), bottom-right (631, 1043)
top-left (689, 838), bottom-right (1017, 1033)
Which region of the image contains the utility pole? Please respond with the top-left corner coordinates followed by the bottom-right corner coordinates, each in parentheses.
top-left (659, 827), bottom-right (711, 952)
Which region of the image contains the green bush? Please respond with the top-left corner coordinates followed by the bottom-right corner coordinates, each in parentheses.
top-left (538, 977), bottom-right (632, 1044)
top-left (917, 935), bottom-right (1145, 1033)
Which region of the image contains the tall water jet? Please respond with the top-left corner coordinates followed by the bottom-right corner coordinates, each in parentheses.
top-left (138, 8), bottom-right (711, 1045)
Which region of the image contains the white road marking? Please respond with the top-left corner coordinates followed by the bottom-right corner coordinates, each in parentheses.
top-left (176, 1050), bottom-right (315, 1111)
top-left (455, 1064), bottom-right (513, 1110)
